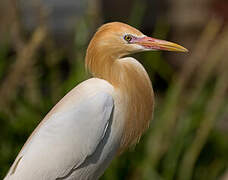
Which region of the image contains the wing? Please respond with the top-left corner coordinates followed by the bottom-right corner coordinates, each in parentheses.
top-left (5, 88), bottom-right (114, 180)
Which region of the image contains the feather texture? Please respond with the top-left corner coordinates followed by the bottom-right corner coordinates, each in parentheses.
top-left (5, 22), bottom-right (155, 180)
top-left (4, 79), bottom-right (123, 180)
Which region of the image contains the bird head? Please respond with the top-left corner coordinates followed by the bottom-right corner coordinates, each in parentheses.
top-left (85, 22), bottom-right (188, 77)
top-left (87, 22), bottom-right (188, 59)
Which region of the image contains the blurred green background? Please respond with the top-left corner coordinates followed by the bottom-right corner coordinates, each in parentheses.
top-left (0, 0), bottom-right (228, 179)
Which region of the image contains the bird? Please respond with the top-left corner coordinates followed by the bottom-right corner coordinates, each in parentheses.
top-left (4, 22), bottom-right (187, 180)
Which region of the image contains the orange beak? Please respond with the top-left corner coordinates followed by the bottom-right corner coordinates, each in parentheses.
top-left (136, 36), bottom-right (188, 52)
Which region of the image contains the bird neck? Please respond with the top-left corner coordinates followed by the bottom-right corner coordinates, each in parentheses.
top-left (85, 54), bottom-right (154, 152)
top-left (85, 46), bottom-right (120, 85)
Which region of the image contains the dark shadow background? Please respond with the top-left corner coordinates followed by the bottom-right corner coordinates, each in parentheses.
top-left (0, 0), bottom-right (228, 179)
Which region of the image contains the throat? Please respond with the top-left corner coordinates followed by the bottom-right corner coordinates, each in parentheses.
top-left (89, 57), bottom-right (154, 152)
top-left (86, 55), bottom-right (154, 151)
top-left (115, 59), bottom-right (154, 152)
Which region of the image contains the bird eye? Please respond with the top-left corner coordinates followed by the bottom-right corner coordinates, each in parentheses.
top-left (124, 34), bottom-right (133, 43)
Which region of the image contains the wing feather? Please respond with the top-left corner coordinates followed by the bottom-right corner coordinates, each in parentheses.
top-left (5, 90), bottom-right (114, 180)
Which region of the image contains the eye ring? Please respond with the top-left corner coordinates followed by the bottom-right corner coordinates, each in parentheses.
top-left (124, 34), bottom-right (133, 43)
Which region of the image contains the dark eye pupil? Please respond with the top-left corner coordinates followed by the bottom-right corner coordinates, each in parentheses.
top-left (124, 35), bottom-right (132, 42)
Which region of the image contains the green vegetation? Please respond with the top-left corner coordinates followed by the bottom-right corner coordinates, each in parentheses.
top-left (0, 1), bottom-right (228, 180)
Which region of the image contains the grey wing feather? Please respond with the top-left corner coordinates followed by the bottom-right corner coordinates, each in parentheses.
top-left (5, 92), bottom-right (114, 180)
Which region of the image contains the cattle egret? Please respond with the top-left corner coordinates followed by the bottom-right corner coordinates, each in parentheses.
top-left (4, 22), bottom-right (187, 180)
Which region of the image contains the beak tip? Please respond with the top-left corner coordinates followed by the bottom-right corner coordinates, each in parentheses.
top-left (182, 48), bottom-right (189, 53)
top-left (175, 45), bottom-right (188, 53)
